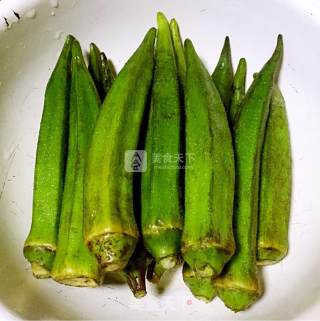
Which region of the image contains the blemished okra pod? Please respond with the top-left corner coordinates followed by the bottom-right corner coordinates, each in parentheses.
top-left (88, 43), bottom-right (115, 101)
top-left (212, 36), bottom-right (234, 110)
top-left (51, 40), bottom-right (101, 287)
top-left (85, 28), bottom-right (156, 272)
top-left (214, 35), bottom-right (284, 312)
top-left (23, 35), bottom-right (74, 278)
top-left (170, 18), bottom-right (186, 88)
top-left (182, 264), bottom-right (216, 303)
top-left (257, 84), bottom-right (291, 265)
top-left (229, 58), bottom-right (247, 124)
top-left (182, 39), bottom-right (235, 278)
top-left (141, 12), bottom-right (183, 282)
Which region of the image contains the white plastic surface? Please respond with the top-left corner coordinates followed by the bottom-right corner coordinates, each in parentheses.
top-left (0, 0), bottom-right (319, 319)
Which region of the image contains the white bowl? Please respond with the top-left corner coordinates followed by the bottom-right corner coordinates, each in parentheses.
top-left (0, 0), bottom-right (319, 319)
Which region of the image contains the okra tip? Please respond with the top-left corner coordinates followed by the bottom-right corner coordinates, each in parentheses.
top-left (157, 11), bottom-right (169, 25)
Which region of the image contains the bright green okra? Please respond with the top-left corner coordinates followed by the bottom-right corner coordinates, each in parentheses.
top-left (257, 84), bottom-right (291, 265)
top-left (23, 35), bottom-right (74, 278)
top-left (212, 36), bottom-right (234, 110)
top-left (85, 28), bottom-right (156, 273)
top-left (141, 13), bottom-right (183, 282)
top-left (182, 264), bottom-right (216, 303)
top-left (88, 43), bottom-right (115, 101)
top-left (214, 35), bottom-right (283, 312)
top-left (182, 39), bottom-right (235, 278)
top-left (229, 58), bottom-right (247, 124)
top-left (170, 18), bottom-right (186, 88)
top-left (51, 40), bottom-right (101, 287)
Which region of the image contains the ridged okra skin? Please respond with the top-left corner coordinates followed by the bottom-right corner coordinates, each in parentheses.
top-left (23, 35), bottom-right (74, 278)
top-left (170, 18), bottom-right (186, 88)
top-left (182, 263), bottom-right (216, 303)
top-left (182, 39), bottom-right (235, 278)
top-left (85, 28), bottom-right (156, 273)
top-left (214, 36), bottom-right (283, 312)
top-left (257, 85), bottom-right (291, 265)
top-left (229, 58), bottom-right (247, 124)
top-left (212, 36), bottom-right (234, 110)
top-left (141, 13), bottom-right (183, 281)
top-left (51, 40), bottom-right (101, 287)
top-left (88, 43), bottom-right (115, 101)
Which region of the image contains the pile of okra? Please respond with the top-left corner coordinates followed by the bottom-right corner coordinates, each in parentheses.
top-left (23, 12), bottom-right (291, 312)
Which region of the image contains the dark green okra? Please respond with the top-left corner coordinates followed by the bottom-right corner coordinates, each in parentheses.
top-left (23, 35), bottom-right (74, 278)
top-left (212, 36), bottom-right (234, 110)
top-left (182, 39), bottom-right (235, 278)
top-left (51, 40), bottom-right (101, 287)
top-left (257, 84), bottom-right (291, 265)
top-left (88, 43), bottom-right (115, 101)
top-left (85, 28), bottom-right (156, 273)
top-left (182, 264), bottom-right (216, 303)
top-left (214, 35), bottom-right (283, 312)
top-left (229, 58), bottom-right (247, 124)
top-left (141, 12), bottom-right (183, 282)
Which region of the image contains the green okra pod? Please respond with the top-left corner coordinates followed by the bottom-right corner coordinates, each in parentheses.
top-left (170, 18), bottom-right (186, 88)
top-left (182, 263), bottom-right (216, 303)
top-left (23, 35), bottom-right (74, 278)
top-left (257, 84), bottom-right (291, 265)
top-left (212, 36), bottom-right (234, 110)
top-left (85, 28), bottom-right (156, 273)
top-left (88, 43), bottom-right (115, 101)
top-left (229, 58), bottom-right (247, 124)
top-left (214, 35), bottom-right (284, 312)
top-left (182, 39), bottom-right (235, 278)
top-left (141, 12), bottom-right (183, 282)
top-left (51, 40), bottom-right (101, 287)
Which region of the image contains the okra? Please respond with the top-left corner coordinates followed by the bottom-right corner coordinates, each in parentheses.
top-left (214, 35), bottom-right (283, 312)
top-left (182, 264), bottom-right (216, 303)
top-left (182, 39), bottom-right (235, 278)
top-left (51, 40), bottom-right (101, 287)
top-left (84, 28), bottom-right (156, 272)
top-left (88, 43), bottom-right (115, 101)
top-left (23, 35), bottom-right (74, 278)
top-left (229, 58), bottom-right (247, 124)
top-left (170, 18), bottom-right (186, 88)
top-left (141, 13), bottom-right (183, 281)
top-left (257, 84), bottom-right (291, 265)
top-left (212, 36), bottom-right (234, 110)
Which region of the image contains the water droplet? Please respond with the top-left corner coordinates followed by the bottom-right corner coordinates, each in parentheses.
top-left (51, 11), bottom-right (55, 16)
top-left (53, 31), bottom-right (62, 40)
top-left (25, 9), bottom-right (36, 19)
top-left (49, 0), bottom-right (59, 8)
